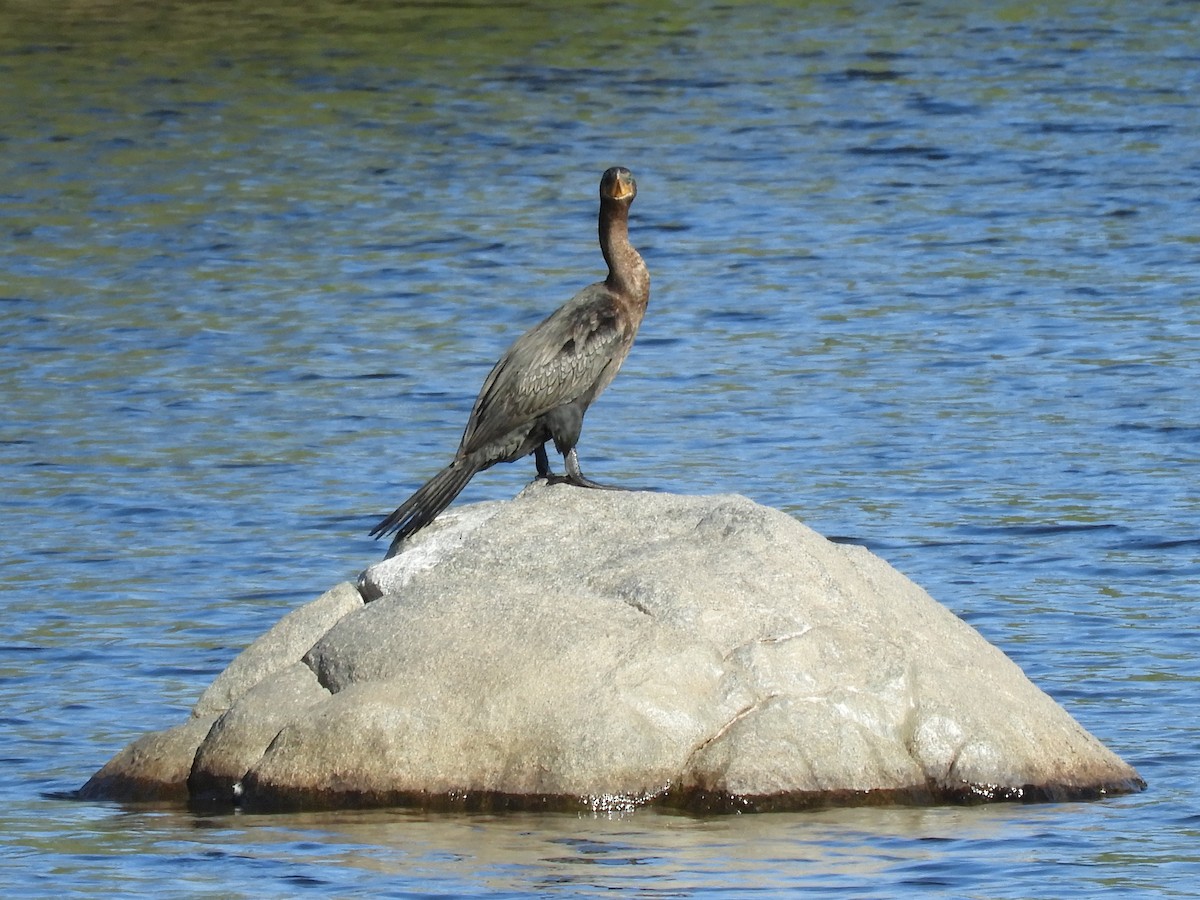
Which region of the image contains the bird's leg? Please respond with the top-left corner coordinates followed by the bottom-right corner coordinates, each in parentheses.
top-left (558, 448), bottom-right (626, 491)
top-left (534, 444), bottom-right (554, 479)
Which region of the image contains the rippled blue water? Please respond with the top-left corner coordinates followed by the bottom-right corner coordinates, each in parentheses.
top-left (2, 1), bottom-right (1198, 896)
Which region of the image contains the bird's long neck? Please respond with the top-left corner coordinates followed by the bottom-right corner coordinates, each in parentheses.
top-left (600, 200), bottom-right (649, 311)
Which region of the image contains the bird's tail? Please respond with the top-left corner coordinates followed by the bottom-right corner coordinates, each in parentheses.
top-left (369, 461), bottom-right (478, 543)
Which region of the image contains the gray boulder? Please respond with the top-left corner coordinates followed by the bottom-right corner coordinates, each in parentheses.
top-left (81, 484), bottom-right (1144, 812)
top-left (80, 580), bottom-right (361, 804)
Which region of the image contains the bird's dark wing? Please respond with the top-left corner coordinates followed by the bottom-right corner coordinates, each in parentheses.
top-left (460, 283), bottom-right (632, 455)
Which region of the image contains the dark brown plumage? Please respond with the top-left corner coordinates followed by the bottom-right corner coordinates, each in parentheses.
top-left (370, 166), bottom-right (650, 545)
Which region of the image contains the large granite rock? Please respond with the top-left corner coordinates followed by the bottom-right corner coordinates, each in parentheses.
top-left (80, 484), bottom-right (1144, 812)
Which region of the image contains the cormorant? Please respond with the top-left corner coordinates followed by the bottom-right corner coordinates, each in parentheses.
top-left (370, 166), bottom-right (650, 545)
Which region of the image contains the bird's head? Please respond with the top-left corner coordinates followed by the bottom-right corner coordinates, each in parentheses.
top-left (600, 167), bottom-right (637, 203)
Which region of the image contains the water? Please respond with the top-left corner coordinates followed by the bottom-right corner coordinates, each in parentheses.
top-left (2, 0), bottom-right (1198, 895)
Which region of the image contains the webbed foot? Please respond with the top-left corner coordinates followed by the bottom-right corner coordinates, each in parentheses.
top-left (545, 448), bottom-right (633, 491)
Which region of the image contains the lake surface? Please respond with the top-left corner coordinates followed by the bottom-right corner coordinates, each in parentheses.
top-left (2, 0), bottom-right (1198, 895)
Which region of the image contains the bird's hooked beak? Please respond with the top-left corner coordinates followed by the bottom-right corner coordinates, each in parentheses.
top-left (611, 174), bottom-right (636, 201)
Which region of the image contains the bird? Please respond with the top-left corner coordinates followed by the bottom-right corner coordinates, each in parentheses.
top-left (370, 166), bottom-right (650, 546)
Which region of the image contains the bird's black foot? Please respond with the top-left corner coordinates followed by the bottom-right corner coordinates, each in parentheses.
top-left (543, 471), bottom-right (627, 490)
top-left (542, 449), bottom-right (632, 491)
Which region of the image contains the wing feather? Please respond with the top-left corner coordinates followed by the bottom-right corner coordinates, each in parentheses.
top-left (460, 284), bottom-right (631, 454)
